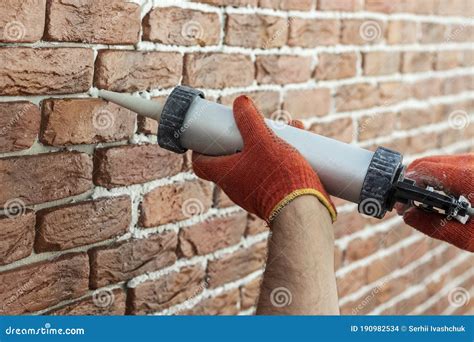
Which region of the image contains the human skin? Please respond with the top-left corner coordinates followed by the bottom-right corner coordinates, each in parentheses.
top-left (257, 195), bottom-right (339, 315)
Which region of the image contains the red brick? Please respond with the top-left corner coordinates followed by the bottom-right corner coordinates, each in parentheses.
top-left (437, 0), bottom-right (472, 16)
top-left (240, 278), bottom-right (261, 309)
top-left (219, 91), bottom-right (280, 117)
top-left (0, 253), bottom-right (89, 314)
top-left (435, 51), bottom-right (463, 70)
top-left (446, 24), bottom-right (474, 43)
top-left (245, 213), bottom-right (269, 236)
top-left (318, 0), bottom-right (363, 11)
top-left (411, 78), bottom-right (442, 99)
top-left (48, 289), bottom-right (126, 316)
top-left (127, 265), bottom-right (206, 314)
top-left (183, 53), bottom-right (254, 88)
top-left (259, 0), bottom-right (313, 10)
top-left (378, 81), bottom-right (409, 106)
top-left (0, 0), bottom-right (46, 43)
top-left (213, 187), bottom-right (235, 208)
top-left (420, 23), bottom-right (446, 44)
top-left (397, 108), bottom-right (437, 130)
top-left (386, 21), bottom-right (418, 44)
top-left (341, 20), bottom-right (385, 45)
top-left (0, 211), bottom-right (34, 265)
top-left (207, 241), bottom-right (267, 287)
top-left (442, 75), bottom-right (471, 95)
top-left (363, 52), bottom-right (400, 76)
top-left (283, 88), bottom-right (331, 118)
top-left (194, 0), bottom-right (258, 5)
top-left (35, 196), bottom-right (131, 252)
top-left (0, 102), bottom-right (40, 152)
top-left (364, 0), bottom-right (398, 12)
top-left (401, 52), bottom-right (434, 73)
top-left (334, 83), bottom-right (379, 112)
top-left (140, 180), bottom-right (213, 227)
top-left (346, 236), bottom-right (380, 262)
top-left (310, 118), bottom-right (353, 143)
top-left (0, 48), bottom-right (94, 95)
top-left (315, 52), bottom-right (357, 80)
top-left (256, 55), bottom-right (312, 84)
top-left (179, 213), bottom-right (247, 257)
top-left (333, 210), bottom-right (366, 239)
top-left (182, 289), bottom-right (240, 315)
top-left (337, 266), bottom-right (367, 297)
top-left (225, 14), bottom-right (288, 48)
top-left (89, 231), bottom-right (177, 288)
top-left (137, 117), bottom-right (158, 135)
top-left (462, 50), bottom-right (474, 67)
top-left (144, 7), bottom-right (220, 46)
top-left (288, 18), bottom-right (339, 47)
top-left (95, 51), bottom-right (182, 92)
top-left (0, 152), bottom-right (93, 206)
top-left (93, 144), bottom-right (183, 188)
top-left (41, 99), bottom-right (136, 146)
top-left (45, 0), bottom-right (140, 44)
top-left (357, 112), bottom-right (396, 141)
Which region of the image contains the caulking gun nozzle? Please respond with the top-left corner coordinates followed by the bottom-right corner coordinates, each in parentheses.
top-left (97, 90), bottom-right (163, 121)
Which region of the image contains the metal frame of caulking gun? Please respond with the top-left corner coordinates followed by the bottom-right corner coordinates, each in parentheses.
top-left (98, 86), bottom-right (473, 224)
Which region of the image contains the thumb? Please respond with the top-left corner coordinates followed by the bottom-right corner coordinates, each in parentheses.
top-left (233, 95), bottom-right (271, 148)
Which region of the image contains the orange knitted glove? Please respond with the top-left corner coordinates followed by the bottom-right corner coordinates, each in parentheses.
top-left (192, 95), bottom-right (336, 223)
top-left (397, 154), bottom-right (473, 252)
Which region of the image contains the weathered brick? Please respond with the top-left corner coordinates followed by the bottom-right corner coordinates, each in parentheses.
top-left (283, 88), bottom-right (331, 118)
top-left (48, 289), bottom-right (126, 316)
top-left (0, 48), bottom-right (94, 95)
top-left (256, 55), bottom-right (312, 84)
top-left (179, 212), bottom-right (247, 257)
top-left (0, 152), bottom-right (93, 206)
top-left (318, 0), bottom-right (363, 11)
top-left (207, 241), bottom-right (267, 287)
top-left (411, 78), bottom-right (442, 99)
top-left (93, 144), bottom-right (183, 188)
top-left (401, 52), bottom-right (434, 73)
top-left (214, 187), bottom-right (235, 208)
top-left (333, 210), bottom-right (366, 239)
top-left (35, 196), bottom-right (131, 252)
top-left (140, 180), bottom-right (213, 227)
top-left (245, 213), bottom-right (269, 236)
top-left (437, 0), bottom-right (472, 16)
top-left (0, 102), bottom-right (40, 152)
top-left (378, 81), bottom-right (409, 106)
top-left (183, 53), bottom-right (254, 88)
top-left (435, 51), bottom-right (462, 70)
top-left (315, 52), bottom-right (357, 80)
top-left (225, 14), bottom-right (288, 48)
top-left (363, 52), bottom-right (400, 76)
top-left (334, 83), bottom-right (379, 112)
top-left (182, 289), bottom-right (240, 315)
top-left (89, 231), bottom-right (177, 288)
top-left (397, 108), bottom-right (437, 130)
top-left (462, 50), bottom-right (474, 67)
top-left (386, 20), bottom-right (418, 44)
top-left (137, 117), bottom-right (158, 135)
top-left (128, 265), bottom-right (206, 314)
top-left (240, 278), bottom-right (261, 309)
top-left (219, 91), bottom-right (280, 117)
top-left (41, 99), bottom-right (136, 146)
top-left (336, 266), bottom-right (367, 297)
top-left (45, 0), bottom-right (140, 44)
top-left (446, 24), bottom-right (474, 43)
top-left (0, 253), bottom-right (89, 314)
top-left (259, 0), bottom-right (313, 10)
top-left (95, 51), bottom-right (182, 92)
top-left (144, 7), bottom-right (220, 46)
top-left (341, 20), bottom-right (385, 45)
top-left (0, 211), bottom-right (35, 265)
top-left (0, 0), bottom-right (46, 43)
top-left (346, 236), bottom-right (380, 262)
top-left (310, 118), bottom-right (353, 143)
top-left (194, 0), bottom-right (258, 5)
top-left (288, 18), bottom-right (339, 47)
top-left (420, 23), bottom-right (446, 44)
top-left (442, 75), bottom-right (471, 95)
top-left (357, 112), bottom-right (396, 141)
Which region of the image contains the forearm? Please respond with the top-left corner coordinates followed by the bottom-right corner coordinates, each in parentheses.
top-left (257, 196), bottom-right (339, 315)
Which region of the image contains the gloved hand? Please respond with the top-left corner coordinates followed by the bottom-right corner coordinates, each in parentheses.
top-left (192, 95), bottom-right (337, 223)
top-left (397, 154), bottom-right (473, 252)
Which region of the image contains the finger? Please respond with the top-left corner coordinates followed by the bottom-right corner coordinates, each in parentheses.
top-left (233, 95), bottom-right (272, 148)
top-left (289, 119), bottom-right (304, 130)
top-left (192, 151), bottom-right (237, 182)
top-left (408, 154), bottom-right (473, 171)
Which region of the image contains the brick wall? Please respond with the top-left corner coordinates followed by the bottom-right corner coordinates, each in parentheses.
top-left (0, 0), bottom-right (473, 315)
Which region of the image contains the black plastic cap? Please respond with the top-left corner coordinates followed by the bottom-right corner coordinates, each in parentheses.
top-left (358, 146), bottom-right (404, 218)
top-left (158, 86), bottom-right (205, 153)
